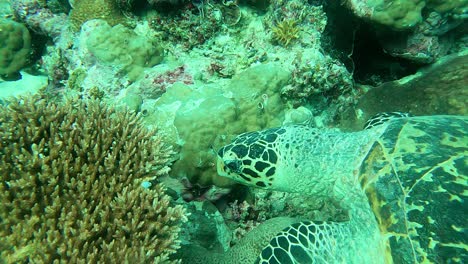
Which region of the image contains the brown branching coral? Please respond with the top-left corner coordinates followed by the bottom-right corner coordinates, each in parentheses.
top-left (0, 95), bottom-right (187, 263)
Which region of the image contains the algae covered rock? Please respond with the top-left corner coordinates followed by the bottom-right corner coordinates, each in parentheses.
top-left (0, 19), bottom-right (31, 77)
top-left (178, 201), bottom-right (232, 255)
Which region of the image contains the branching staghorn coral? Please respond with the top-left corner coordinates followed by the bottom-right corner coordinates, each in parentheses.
top-left (0, 95), bottom-right (186, 263)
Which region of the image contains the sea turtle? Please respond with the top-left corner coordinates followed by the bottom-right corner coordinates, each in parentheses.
top-left (215, 115), bottom-right (467, 263)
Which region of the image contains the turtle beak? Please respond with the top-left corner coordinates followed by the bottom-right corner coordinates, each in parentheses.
top-left (217, 147), bottom-right (228, 176)
top-left (217, 156), bottom-right (228, 176)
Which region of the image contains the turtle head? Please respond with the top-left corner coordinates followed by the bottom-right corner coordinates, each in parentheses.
top-left (217, 128), bottom-right (284, 189)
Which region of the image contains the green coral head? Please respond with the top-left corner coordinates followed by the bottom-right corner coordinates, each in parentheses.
top-left (0, 19), bottom-right (32, 77)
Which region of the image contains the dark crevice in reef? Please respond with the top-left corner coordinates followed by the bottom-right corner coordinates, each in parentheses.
top-left (350, 24), bottom-right (422, 85)
top-left (321, 2), bottom-right (422, 86)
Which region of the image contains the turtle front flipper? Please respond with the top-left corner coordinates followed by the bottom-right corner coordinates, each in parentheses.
top-left (256, 219), bottom-right (388, 264)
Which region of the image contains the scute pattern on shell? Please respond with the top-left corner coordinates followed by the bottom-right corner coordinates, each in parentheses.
top-left (359, 116), bottom-right (468, 263)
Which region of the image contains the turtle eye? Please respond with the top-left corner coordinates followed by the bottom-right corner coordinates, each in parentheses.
top-left (225, 160), bottom-right (242, 173)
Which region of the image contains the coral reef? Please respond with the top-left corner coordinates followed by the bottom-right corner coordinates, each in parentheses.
top-left (378, 10), bottom-right (466, 63)
top-left (258, 1), bottom-right (354, 116)
top-left (38, 18), bottom-right (163, 98)
top-left (281, 49), bottom-right (355, 109)
top-left (131, 65), bottom-right (194, 99)
top-left (11, 0), bottom-right (68, 40)
top-left (271, 19), bottom-right (300, 46)
top-left (342, 0), bottom-right (467, 63)
top-left (175, 180), bottom-right (347, 263)
top-left (26, 1), bottom-right (354, 192)
top-left (179, 201), bottom-right (232, 253)
top-left (338, 51), bottom-right (468, 130)
top-left (1, 0), bottom-right (466, 262)
top-left (0, 95), bottom-right (186, 262)
top-left (264, 0), bottom-right (328, 38)
top-left (69, 0), bottom-right (129, 31)
top-left (0, 19), bottom-right (31, 77)
top-left (148, 1), bottom-right (225, 49)
top-left (344, 0), bottom-right (426, 30)
top-left (85, 21), bottom-right (164, 81)
top-left (4, 0), bottom-right (464, 262)
top-left (142, 63), bottom-right (290, 187)
top-left (41, 48), bottom-right (70, 89)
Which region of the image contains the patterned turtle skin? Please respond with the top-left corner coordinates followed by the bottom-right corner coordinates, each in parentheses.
top-left (363, 111), bottom-right (413, 130)
top-left (217, 115), bottom-right (467, 263)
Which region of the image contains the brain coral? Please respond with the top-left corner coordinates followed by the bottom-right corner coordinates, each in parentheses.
top-left (0, 95), bottom-right (186, 263)
top-left (69, 0), bottom-right (128, 31)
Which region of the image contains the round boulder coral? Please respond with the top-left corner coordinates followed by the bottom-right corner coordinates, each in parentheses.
top-left (0, 19), bottom-right (31, 76)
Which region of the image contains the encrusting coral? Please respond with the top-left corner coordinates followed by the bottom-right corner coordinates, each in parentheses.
top-left (0, 95), bottom-right (186, 263)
